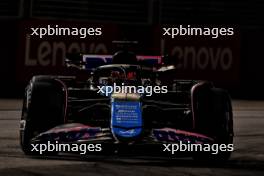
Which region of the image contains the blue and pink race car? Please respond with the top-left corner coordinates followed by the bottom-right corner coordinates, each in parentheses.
top-left (20, 49), bottom-right (233, 161)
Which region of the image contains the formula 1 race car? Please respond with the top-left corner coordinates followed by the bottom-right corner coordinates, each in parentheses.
top-left (19, 47), bottom-right (234, 161)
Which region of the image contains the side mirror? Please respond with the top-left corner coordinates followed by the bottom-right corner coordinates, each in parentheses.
top-left (65, 53), bottom-right (83, 63)
top-left (65, 53), bottom-right (85, 69)
top-left (162, 54), bottom-right (174, 65)
top-left (157, 55), bottom-right (176, 72)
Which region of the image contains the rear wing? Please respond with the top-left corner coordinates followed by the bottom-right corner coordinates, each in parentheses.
top-left (82, 55), bottom-right (162, 70)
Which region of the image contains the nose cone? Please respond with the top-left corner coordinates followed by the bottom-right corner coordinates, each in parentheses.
top-left (110, 93), bottom-right (142, 141)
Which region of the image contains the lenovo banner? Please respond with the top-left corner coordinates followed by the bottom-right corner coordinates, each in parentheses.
top-left (16, 21), bottom-right (240, 87)
top-left (17, 20), bottom-right (119, 84)
top-left (159, 25), bottom-right (240, 85)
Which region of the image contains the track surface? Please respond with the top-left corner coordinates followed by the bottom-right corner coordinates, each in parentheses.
top-left (0, 99), bottom-right (264, 176)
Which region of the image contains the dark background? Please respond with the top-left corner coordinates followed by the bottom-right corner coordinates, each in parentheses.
top-left (0, 2), bottom-right (264, 176)
top-left (0, 0), bottom-right (264, 98)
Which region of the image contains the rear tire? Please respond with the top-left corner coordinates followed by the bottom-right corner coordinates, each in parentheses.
top-left (20, 76), bottom-right (66, 155)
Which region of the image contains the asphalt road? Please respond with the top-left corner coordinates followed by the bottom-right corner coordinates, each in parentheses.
top-left (0, 99), bottom-right (264, 176)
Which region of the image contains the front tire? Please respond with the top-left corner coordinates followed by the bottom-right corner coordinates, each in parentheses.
top-left (193, 87), bottom-right (234, 162)
top-left (20, 76), bottom-right (66, 155)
